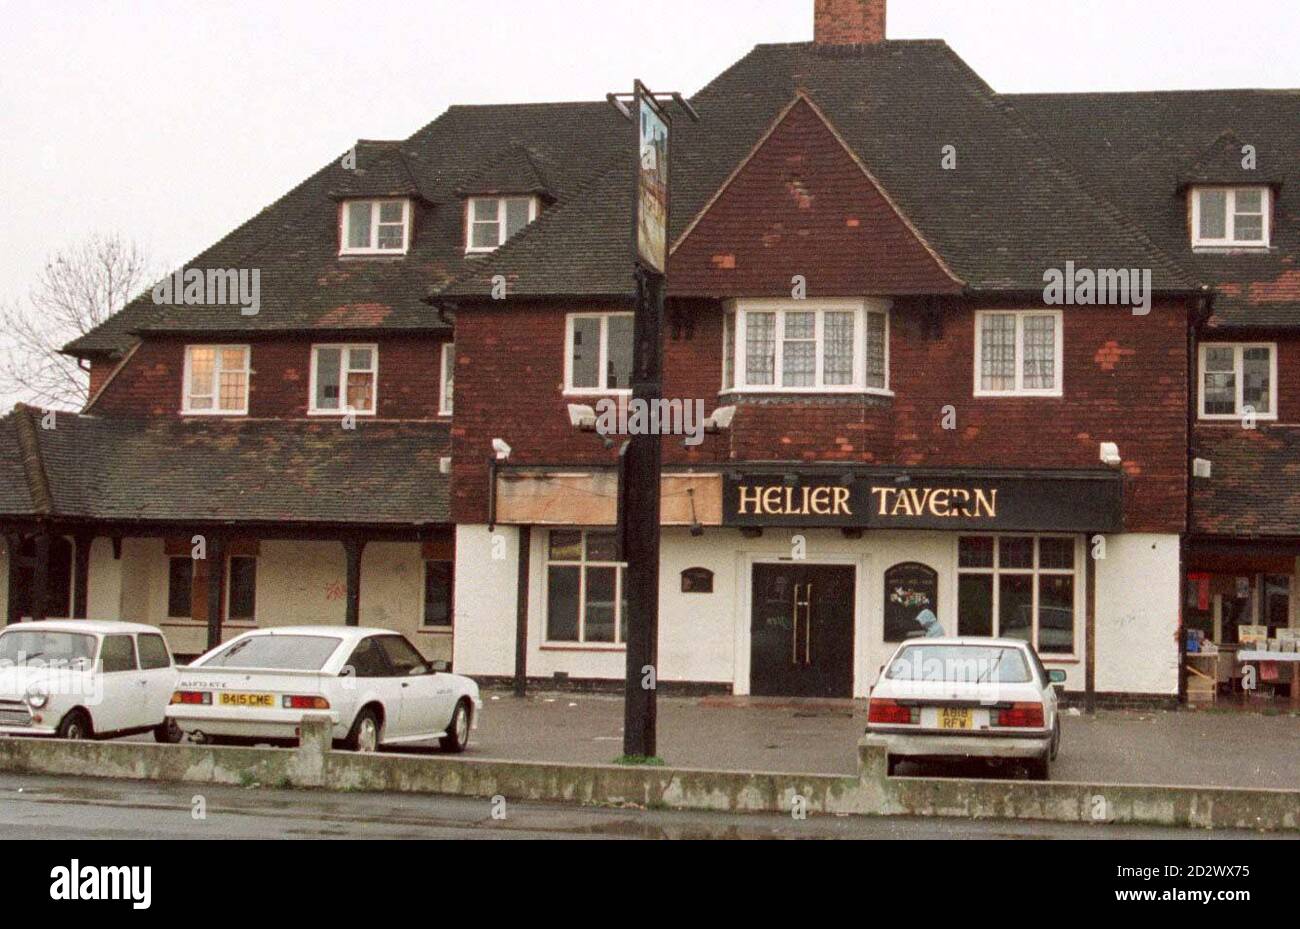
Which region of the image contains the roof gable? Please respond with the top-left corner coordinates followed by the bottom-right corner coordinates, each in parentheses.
top-left (670, 94), bottom-right (961, 297)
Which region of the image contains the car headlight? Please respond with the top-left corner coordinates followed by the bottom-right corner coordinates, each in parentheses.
top-left (25, 687), bottom-right (48, 709)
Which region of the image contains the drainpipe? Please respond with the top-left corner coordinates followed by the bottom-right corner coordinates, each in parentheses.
top-left (1181, 286), bottom-right (1217, 706)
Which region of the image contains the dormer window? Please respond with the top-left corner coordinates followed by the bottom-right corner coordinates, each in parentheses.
top-left (466, 196), bottom-right (537, 253)
top-left (1191, 187), bottom-right (1270, 248)
top-left (340, 199), bottom-right (411, 256)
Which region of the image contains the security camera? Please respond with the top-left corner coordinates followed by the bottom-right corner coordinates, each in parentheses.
top-left (567, 404), bottom-right (598, 431)
top-left (1099, 442), bottom-right (1121, 467)
top-left (492, 438), bottom-right (512, 461)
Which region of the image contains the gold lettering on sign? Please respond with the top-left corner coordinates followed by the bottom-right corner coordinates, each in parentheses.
top-left (868, 487), bottom-right (998, 520)
top-left (810, 487), bottom-right (831, 516)
top-left (833, 487), bottom-right (851, 516)
top-left (737, 483), bottom-right (856, 518)
top-left (738, 486), bottom-right (763, 516)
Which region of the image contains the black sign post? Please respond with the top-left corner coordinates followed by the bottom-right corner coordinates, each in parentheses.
top-left (607, 82), bottom-right (697, 759)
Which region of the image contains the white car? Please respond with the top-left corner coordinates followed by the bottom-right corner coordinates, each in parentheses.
top-left (864, 637), bottom-right (1065, 780)
top-left (166, 627), bottom-right (482, 753)
top-left (0, 620), bottom-right (179, 742)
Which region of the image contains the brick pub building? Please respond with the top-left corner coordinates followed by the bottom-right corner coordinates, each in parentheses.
top-left (2, 1), bottom-right (1297, 704)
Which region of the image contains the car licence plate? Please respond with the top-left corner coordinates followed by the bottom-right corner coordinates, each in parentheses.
top-left (939, 708), bottom-right (973, 730)
top-left (218, 693), bottom-right (277, 709)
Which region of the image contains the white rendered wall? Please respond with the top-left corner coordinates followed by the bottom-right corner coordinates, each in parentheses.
top-left (1094, 534), bottom-right (1182, 696)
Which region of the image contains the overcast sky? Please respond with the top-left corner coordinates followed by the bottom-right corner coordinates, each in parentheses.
top-left (1, 0), bottom-right (1297, 310)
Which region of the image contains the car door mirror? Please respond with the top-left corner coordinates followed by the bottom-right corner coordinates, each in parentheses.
top-left (1048, 670), bottom-right (1068, 685)
top-left (430, 660), bottom-right (451, 674)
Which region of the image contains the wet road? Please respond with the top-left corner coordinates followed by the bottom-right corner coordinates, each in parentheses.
top-left (0, 774), bottom-right (1283, 840)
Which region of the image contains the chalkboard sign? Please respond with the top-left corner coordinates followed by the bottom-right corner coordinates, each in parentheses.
top-left (681, 568), bottom-right (714, 594)
top-left (884, 563), bottom-right (939, 643)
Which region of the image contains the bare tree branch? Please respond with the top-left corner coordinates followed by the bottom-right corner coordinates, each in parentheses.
top-left (0, 233), bottom-right (154, 410)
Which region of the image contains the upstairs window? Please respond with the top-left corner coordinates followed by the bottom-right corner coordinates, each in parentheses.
top-left (1192, 187), bottom-right (1270, 248)
top-left (183, 345), bottom-right (250, 415)
top-left (725, 300), bottom-right (889, 394)
top-left (341, 199), bottom-right (411, 255)
top-left (310, 344), bottom-right (377, 415)
top-left (1199, 343), bottom-right (1277, 421)
top-left (974, 310), bottom-right (1063, 398)
top-left (565, 313), bottom-right (634, 395)
top-left (466, 196), bottom-right (537, 253)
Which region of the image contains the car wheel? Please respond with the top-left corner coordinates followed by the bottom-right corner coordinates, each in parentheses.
top-left (56, 709), bottom-right (93, 741)
top-left (153, 719), bottom-right (183, 744)
top-left (1050, 720), bottom-right (1061, 762)
top-left (441, 699), bottom-right (472, 754)
top-left (1026, 753), bottom-right (1051, 782)
top-left (345, 707), bottom-right (382, 753)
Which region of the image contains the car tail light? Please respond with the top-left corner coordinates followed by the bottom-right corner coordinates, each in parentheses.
top-left (868, 699), bottom-right (918, 725)
top-left (996, 703), bottom-right (1045, 728)
top-left (170, 691), bottom-right (211, 706)
top-left (282, 695), bottom-right (330, 710)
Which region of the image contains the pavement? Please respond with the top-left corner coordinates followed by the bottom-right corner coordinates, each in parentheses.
top-left (0, 774), bottom-right (1284, 839)
top-left (462, 690), bottom-right (1300, 788)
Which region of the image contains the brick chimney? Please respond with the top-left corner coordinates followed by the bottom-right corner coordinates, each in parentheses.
top-left (814, 0), bottom-right (887, 46)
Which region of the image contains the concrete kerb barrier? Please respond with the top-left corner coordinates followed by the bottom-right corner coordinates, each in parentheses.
top-left (0, 719), bottom-right (1295, 832)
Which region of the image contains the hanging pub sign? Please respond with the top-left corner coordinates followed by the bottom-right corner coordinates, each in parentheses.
top-left (635, 81), bottom-right (670, 274)
top-left (723, 469), bottom-right (1124, 533)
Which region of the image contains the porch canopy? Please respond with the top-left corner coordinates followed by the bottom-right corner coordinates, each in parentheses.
top-left (0, 405), bottom-right (451, 648)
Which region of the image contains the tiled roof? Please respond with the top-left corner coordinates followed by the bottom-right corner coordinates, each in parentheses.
top-left (69, 41), bottom-right (1300, 353)
top-left (0, 406), bottom-right (451, 526)
top-left (1007, 89), bottom-right (1300, 329)
top-left (1193, 426), bottom-right (1300, 537)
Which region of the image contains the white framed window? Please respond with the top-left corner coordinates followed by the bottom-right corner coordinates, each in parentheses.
top-left (725, 299), bottom-right (889, 394)
top-left (466, 196), bottom-right (538, 253)
top-left (339, 199), bottom-right (411, 256)
top-left (1191, 187), bottom-right (1270, 248)
top-left (309, 344), bottom-right (378, 415)
top-left (565, 313), bottom-right (634, 395)
top-left (1199, 343), bottom-right (1277, 421)
top-left (544, 530), bottom-right (627, 647)
top-left (182, 345), bottom-right (250, 415)
top-left (974, 310), bottom-right (1063, 397)
top-left (957, 535), bottom-right (1079, 657)
top-left (439, 342), bottom-right (455, 416)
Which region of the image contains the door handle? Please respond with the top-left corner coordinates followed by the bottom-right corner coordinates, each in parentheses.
top-left (805, 583), bottom-right (814, 667)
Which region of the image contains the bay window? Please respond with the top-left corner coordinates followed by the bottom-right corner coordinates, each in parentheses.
top-left (725, 299), bottom-right (890, 394)
top-left (545, 530), bottom-right (627, 646)
top-left (974, 310), bottom-right (1063, 397)
top-left (1192, 187), bottom-right (1270, 248)
top-left (957, 536), bottom-right (1078, 656)
top-left (310, 345), bottom-right (377, 415)
top-left (183, 345), bottom-right (250, 415)
top-left (1199, 343), bottom-right (1276, 420)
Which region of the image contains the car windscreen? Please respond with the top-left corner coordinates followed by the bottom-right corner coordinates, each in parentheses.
top-left (0, 630), bottom-right (97, 668)
top-left (886, 645), bottom-right (1033, 685)
top-left (198, 635), bottom-right (342, 671)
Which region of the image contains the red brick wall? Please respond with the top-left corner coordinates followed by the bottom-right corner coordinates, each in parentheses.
top-left (814, 0), bottom-right (887, 46)
top-left (452, 297), bottom-right (1192, 534)
top-left (89, 335), bottom-right (451, 420)
top-left (671, 98), bottom-right (960, 299)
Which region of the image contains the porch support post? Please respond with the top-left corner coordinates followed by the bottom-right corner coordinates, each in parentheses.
top-left (514, 526), bottom-right (531, 698)
top-left (30, 529), bottom-right (51, 621)
top-left (343, 537), bottom-right (366, 627)
top-left (1085, 535), bottom-right (1098, 715)
top-left (4, 532), bottom-right (21, 626)
top-left (206, 535), bottom-right (227, 651)
top-left (72, 532), bottom-right (94, 619)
